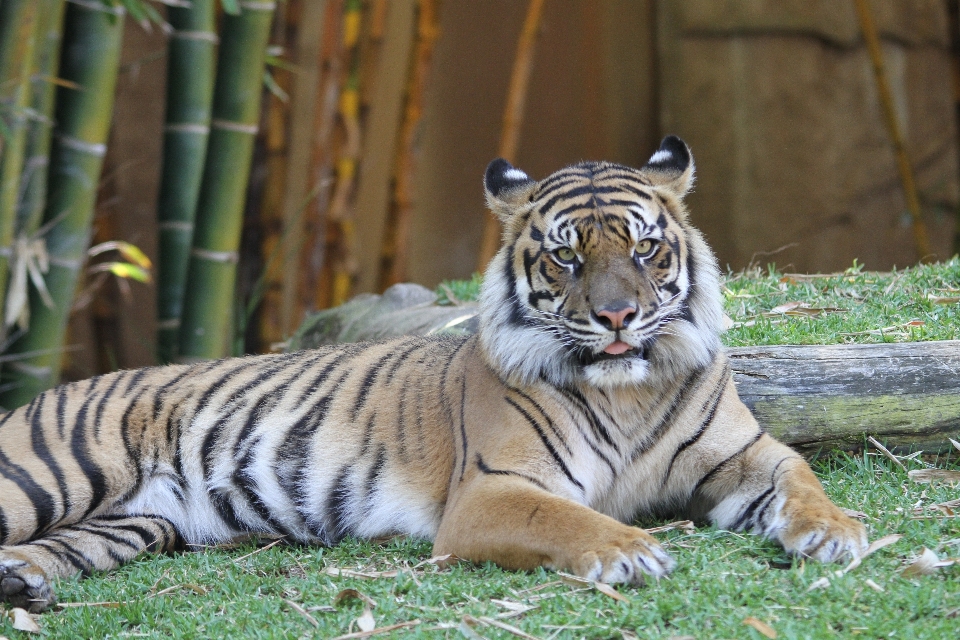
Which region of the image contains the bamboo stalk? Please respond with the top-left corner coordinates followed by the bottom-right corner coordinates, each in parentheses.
top-left (0, 0), bottom-right (39, 322)
top-left (377, 0), bottom-right (441, 290)
top-left (477, 0), bottom-right (546, 270)
top-left (852, 0), bottom-right (933, 263)
top-left (178, 1), bottom-right (276, 361)
top-left (0, 0), bottom-right (125, 408)
top-left (321, 0), bottom-right (365, 309)
top-left (948, 0), bottom-right (960, 257)
top-left (293, 0), bottom-right (343, 323)
top-left (155, 0), bottom-right (218, 363)
top-left (16, 0), bottom-right (67, 237)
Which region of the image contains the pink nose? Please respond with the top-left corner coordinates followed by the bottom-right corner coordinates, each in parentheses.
top-left (595, 305), bottom-right (637, 330)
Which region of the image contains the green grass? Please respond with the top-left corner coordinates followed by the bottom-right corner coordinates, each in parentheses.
top-left (3, 261), bottom-right (959, 638)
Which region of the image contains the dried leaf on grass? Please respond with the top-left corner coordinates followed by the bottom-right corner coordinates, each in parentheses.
top-left (461, 614), bottom-right (543, 640)
top-left (949, 438), bottom-right (960, 454)
top-left (357, 606), bottom-right (376, 632)
top-left (902, 548), bottom-right (957, 577)
top-left (840, 320), bottom-right (924, 337)
top-left (334, 588), bottom-right (377, 609)
top-left (557, 572), bottom-right (630, 602)
top-left (490, 598), bottom-right (539, 619)
top-left (742, 616), bottom-right (777, 638)
top-left (867, 436), bottom-right (906, 470)
top-left (9, 608), bottom-right (41, 633)
top-left (908, 469), bottom-right (960, 485)
top-left (841, 508), bottom-right (868, 519)
top-left (839, 533), bottom-right (903, 575)
top-left (927, 293), bottom-right (960, 305)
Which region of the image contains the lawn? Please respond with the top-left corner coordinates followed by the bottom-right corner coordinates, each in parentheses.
top-left (3, 260), bottom-right (959, 639)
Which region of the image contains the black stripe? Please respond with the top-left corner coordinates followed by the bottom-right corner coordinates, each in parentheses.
top-left (0, 504), bottom-right (6, 543)
top-left (116, 386), bottom-right (151, 504)
top-left (510, 388), bottom-right (572, 455)
top-left (0, 447), bottom-right (56, 535)
top-left (73, 387), bottom-right (109, 519)
top-left (73, 524), bottom-right (141, 551)
top-left (535, 173), bottom-right (586, 197)
top-left (458, 373), bottom-right (469, 481)
top-left (32, 538), bottom-right (93, 574)
top-left (475, 453), bottom-right (548, 491)
top-left (662, 369), bottom-right (729, 483)
top-left (694, 431), bottom-right (765, 493)
top-left (365, 443), bottom-right (387, 496)
top-left (351, 351), bottom-right (392, 421)
top-left (731, 487), bottom-right (775, 532)
top-left (325, 465), bottom-right (352, 543)
top-left (121, 367), bottom-right (151, 397)
top-left (28, 392), bottom-right (71, 525)
top-left (630, 366), bottom-right (708, 461)
top-left (92, 373), bottom-right (125, 441)
top-left (504, 397), bottom-right (584, 493)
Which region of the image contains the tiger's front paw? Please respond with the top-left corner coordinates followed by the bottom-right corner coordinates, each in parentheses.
top-left (780, 508), bottom-right (868, 563)
top-left (0, 552), bottom-right (56, 613)
top-left (574, 528), bottom-right (676, 584)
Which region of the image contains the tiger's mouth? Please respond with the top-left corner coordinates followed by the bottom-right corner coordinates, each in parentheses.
top-left (577, 342), bottom-right (651, 366)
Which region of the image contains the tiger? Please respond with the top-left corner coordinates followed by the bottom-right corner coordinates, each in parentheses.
top-left (0, 136), bottom-right (867, 613)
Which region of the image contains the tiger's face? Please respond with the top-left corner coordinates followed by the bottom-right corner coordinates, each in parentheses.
top-left (478, 137), bottom-right (724, 388)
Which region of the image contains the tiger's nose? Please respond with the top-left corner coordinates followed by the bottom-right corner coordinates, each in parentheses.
top-left (593, 303), bottom-right (637, 330)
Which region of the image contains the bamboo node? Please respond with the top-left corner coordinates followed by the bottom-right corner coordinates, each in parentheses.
top-left (67, 0), bottom-right (125, 16)
top-left (238, 1), bottom-right (277, 11)
top-left (171, 30), bottom-right (220, 44)
top-left (210, 119), bottom-right (259, 135)
top-left (157, 318), bottom-right (182, 330)
top-left (191, 248), bottom-right (239, 264)
top-left (164, 123), bottom-right (211, 135)
top-left (55, 134), bottom-right (107, 157)
top-left (47, 257), bottom-right (83, 271)
top-left (158, 221), bottom-right (195, 232)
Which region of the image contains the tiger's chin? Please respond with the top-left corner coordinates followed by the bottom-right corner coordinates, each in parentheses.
top-left (582, 356), bottom-right (652, 388)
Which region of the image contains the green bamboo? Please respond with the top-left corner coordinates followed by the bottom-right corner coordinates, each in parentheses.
top-left (178, 1), bottom-right (276, 361)
top-left (17, 0), bottom-right (68, 237)
top-left (0, 0), bottom-right (38, 319)
top-left (155, 0), bottom-right (218, 363)
top-left (0, 0), bottom-right (125, 408)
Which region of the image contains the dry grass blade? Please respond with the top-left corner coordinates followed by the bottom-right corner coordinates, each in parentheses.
top-left (840, 533), bottom-right (903, 575)
top-left (9, 608), bottom-right (40, 633)
top-left (908, 469), bottom-right (960, 485)
top-left (56, 601), bottom-right (125, 609)
top-left (283, 599), bottom-right (319, 628)
top-left (150, 583), bottom-right (208, 597)
top-left (413, 553), bottom-right (461, 570)
top-left (459, 615), bottom-right (490, 640)
top-left (742, 616), bottom-right (777, 638)
top-left (864, 579), bottom-right (884, 592)
top-left (867, 436), bottom-right (906, 470)
top-left (475, 616), bottom-right (543, 639)
top-left (841, 508), bottom-right (868, 519)
top-left (557, 572), bottom-right (630, 602)
top-left (927, 294), bottom-right (960, 304)
top-left (329, 619), bottom-right (422, 640)
top-left (326, 567), bottom-right (399, 579)
top-left (232, 537), bottom-right (285, 563)
top-left (491, 598), bottom-right (539, 619)
top-left (645, 520), bottom-right (695, 534)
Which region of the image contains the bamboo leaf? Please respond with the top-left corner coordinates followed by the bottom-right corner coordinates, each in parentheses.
top-left (221, 0), bottom-right (241, 15)
top-left (262, 70), bottom-right (289, 102)
top-left (90, 262), bottom-right (151, 283)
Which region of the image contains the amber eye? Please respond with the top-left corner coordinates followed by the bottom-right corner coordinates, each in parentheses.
top-left (553, 247), bottom-right (577, 263)
top-left (634, 239), bottom-right (656, 258)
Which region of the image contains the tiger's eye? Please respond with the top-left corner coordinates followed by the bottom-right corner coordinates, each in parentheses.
top-left (634, 239), bottom-right (655, 258)
top-left (554, 247), bottom-right (577, 263)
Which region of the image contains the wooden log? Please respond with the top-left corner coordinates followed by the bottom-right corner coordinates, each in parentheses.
top-left (728, 341), bottom-right (960, 454)
top-left (289, 290), bottom-right (960, 453)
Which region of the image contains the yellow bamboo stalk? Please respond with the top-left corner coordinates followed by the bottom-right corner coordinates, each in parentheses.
top-left (377, 0), bottom-right (441, 290)
top-left (853, 0), bottom-right (932, 262)
top-left (477, 0), bottom-right (546, 270)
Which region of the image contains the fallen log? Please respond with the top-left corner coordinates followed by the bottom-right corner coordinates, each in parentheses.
top-left (290, 284), bottom-right (960, 453)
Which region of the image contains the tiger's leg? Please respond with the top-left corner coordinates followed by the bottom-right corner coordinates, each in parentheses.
top-left (697, 432), bottom-right (868, 562)
top-left (0, 514), bottom-right (181, 612)
top-left (434, 475), bottom-right (674, 584)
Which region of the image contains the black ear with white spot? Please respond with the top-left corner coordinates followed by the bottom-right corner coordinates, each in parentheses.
top-left (484, 158), bottom-right (537, 221)
top-left (641, 135), bottom-right (695, 196)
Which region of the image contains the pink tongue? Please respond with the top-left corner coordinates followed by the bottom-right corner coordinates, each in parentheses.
top-left (603, 341), bottom-right (632, 355)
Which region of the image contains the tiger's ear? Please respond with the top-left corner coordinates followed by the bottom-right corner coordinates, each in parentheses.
top-left (641, 136), bottom-right (695, 197)
top-left (485, 158), bottom-right (537, 221)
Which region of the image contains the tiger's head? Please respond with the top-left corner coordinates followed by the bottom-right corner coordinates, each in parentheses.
top-left (478, 136), bottom-right (724, 389)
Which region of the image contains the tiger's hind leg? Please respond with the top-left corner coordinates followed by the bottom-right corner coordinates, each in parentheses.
top-left (0, 514), bottom-right (181, 612)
